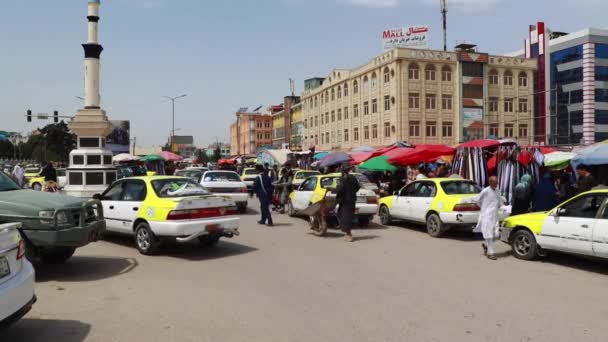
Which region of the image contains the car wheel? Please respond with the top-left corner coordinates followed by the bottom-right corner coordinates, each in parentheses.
top-left (287, 200), bottom-right (296, 217)
top-left (40, 247), bottom-right (76, 264)
top-left (237, 203), bottom-right (247, 214)
top-left (511, 229), bottom-right (538, 260)
top-left (198, 234), bottom-right (220, 247)
top-left (134, 222), bottom-right (160, 255)
top-left (32, 183), bottom-right (42, 191)
top-left (426, 213), bottom-right (444, 238)
top-left (359, 216), bottom-right (371, 227)
top-left (380, 205), bottom-right (392, 225)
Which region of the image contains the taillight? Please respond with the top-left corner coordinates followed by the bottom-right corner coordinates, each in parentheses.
top-left (167, 206), bottom-right (239, 220)
top-left (16, 239), bottom-right (26, 260)
top-left (239, 188), bottom-right (249, 193)
top-left (367, 196), bottom-right (378, 204)
top-left (453, 203), bottom-right (480, 212)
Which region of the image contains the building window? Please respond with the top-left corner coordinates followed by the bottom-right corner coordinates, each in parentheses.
top-left (489, 124), bottom-right (499, 137)
top-left (354, 104), bottom-right (359, 118)
top-left (372, 124), bottom-right (378, 139)
top-left (441, 95), bottom-right (452, 110)
top-left (384, 95), bottom-right (390, 111)
top-left (518, 98), bottom-right (528, 113)
top-left (409, 121), bottom-right (420, 137)
top-left (408, 63), bottom-right (420, 80)
top-left (331, 89), bottom-right (335, 101)
top-left (364, 101), bottom-right (370, 115)
top-left (504, 98), bottom-right (514, 112)
top-left (372, 99), bottom-right (378, 113)
top-left (489, 97), bottom-right (498, 112)
top-left (337, 109), bottom-right (342, 120)
top-left (315, 135), bottom-right (318, 144)
top-left (504, 70), bottom-right (513, 86)
top-left (363, 76), bottom-right (369, 93)
top-left (426, 121), bottom-right (437, 137)
top-left (315, 116), bottom-right (318, 126)
top-left (408, 93), bottom-right (420, 109)
top-left (518, 124), bottom-right (528, 138)
top-left (353, 80), bottom-right (359, 94)
top-left (426, 94), bottom-right (436, 110)
top-left (504, 124), bottom-right (514, 137)
top-left (383, 67), bottom-right (390, 83)
top-left (518, 72), bottom-right (528, 87)
top-left (331, 111), bottom-right (335, 122)
top-left (425, 64), bottom-right (436, 81)
top-left (344, 83), bottom-right (349, 96)
top-left (489, 69), bottom-right (498, 85)
top-left (314, 96), bottom-right (318, 107)
top-left (325, 91), bottom-right (329, 103)
top-left (442, 121), bottom-right (453, 137)
top-left (320, 114), bottom-right (323, 125)
top-left (344, 107), bottom-right (349, 119)
top-left (337, 86), bottom-right (342, 98)
top-left (441, 65), bottom-right (452, 82)
top-left (325, 112), bottom-right (329, 123)
top-left (384, 122), bottom-right (391, 137)
top-left (344, 129), bottom-right (349, 142)
top-left (364, 126), bottom-right (370, 140)
top-left (304, 118), bottom-right (307, 128)
top-left (354, 127), bottom-right (359, 141)
top-left (320, 93), bottom-right (324, 104)
top-left (371, 72), bottom-right (377, 89)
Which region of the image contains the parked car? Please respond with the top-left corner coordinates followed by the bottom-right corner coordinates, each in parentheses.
top-left (378, 178), bottom-right (508, 237)
top-left (175, 169), bottom-right (203, 183)
top-left (96, 176), bottom-right (240, 255)
top-left (291, 170), bottom-right (320, 187)
top-left (187, 166), bottom-right (208, 173)
top-left (354, 173), bottom-right (380, 195)
top-left (23, 167), bottom-right (41, 185)
top-left (0, 171), bottom-right (105, 264)
top-left (27, 168), bottom-right (67, 191)
top-left (200, 171), bottom-right (249, 213)
top-left (0, 223), bottom-right (36, 329)
top-left (240, 167), bottom-right (260, 192)
top-left (500, 189), bottom-right (608, 260)
top-left (287, 173), bottom-right (378, 226)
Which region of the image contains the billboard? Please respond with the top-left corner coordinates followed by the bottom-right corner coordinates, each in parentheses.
top-left (463, 108), bottom-right (484, 141)
top-left (383, 26), bottom-right (429, 51)
top-left (106, 120), bottom-right (130, 155)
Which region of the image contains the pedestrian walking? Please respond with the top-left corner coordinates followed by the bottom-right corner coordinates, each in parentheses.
top-left (11, 163), bottom-right (25, 188)
top-left (253, 164), bottom-right (274, 226)
top-left (511, 174), bottom-right (532, 216)
top-left (474, 176), bottom-right (503, 260)
top-left (336, 163), bottom-right (360, 242)
top-left (40, 162), bottom-right (58, 192)
top-left (533, 172), bottom-right (558, 212)
top-left (576, 165), bottom-right (596, 194)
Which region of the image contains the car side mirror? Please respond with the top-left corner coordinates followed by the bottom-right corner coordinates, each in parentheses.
top-left (393, 191), bottom-right (399, 196)
top-left (555, 208), bottom-right (566, 216)
top-left (92, 193), bottom-right (102, 200)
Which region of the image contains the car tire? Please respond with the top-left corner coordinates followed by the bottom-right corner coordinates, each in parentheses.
top-left (32, 183), bottom-right (42, 191)
top-left (426, 213), bottom-right (444, 238)
top-left (511, 229), bottom-right (538, 260)
top-left (237, 203), bottom-right (247, 214)
top-left (287, 200), bottom-right (296, 217)
top-left (359, 216), bottom-right (371, 227)
top-left (379, 205), bottom-right (392, 225)
top-left (198, 234), bottom-right (220, 247)
top-left (40, 247), bottom-right (76, 264)
top-left (134, 222), bottom-right (160, 255)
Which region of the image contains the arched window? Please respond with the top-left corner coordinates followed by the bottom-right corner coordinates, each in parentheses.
top-left (371, 72), bottom-right (377, 89)
top-left (489, 69), bottom-right (498, 85)
top-left (337, 86), bottom-right (342, 98)
top-left (504, 70), bottom-right (513, 86)
top-left (314, 96), bottom-right (318, 107)
top-left (383, 67), bottom-right (390, 83)
top-left (518, 71), bottom-right (528, 87)
top-left (441, 65), bottom-right (452, 82)
top-left (363, 75), bottom-right (369, 93)
top-left (325, 91), bottom-right (329, 103)
top-left (331, 88), bottom-right (335, 101)
top-left (320, 93), bottom-right (324, 104)
top-left (408, 63), bottom-right (419, 80)
top-left (425, 64), bottom-right (436, 81)
top-left (344, 83), bottom-right (349, 96)
top-left (353, 80), bottom-right (359, 94)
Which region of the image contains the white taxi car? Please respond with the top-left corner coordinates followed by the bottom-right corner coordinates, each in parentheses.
top-left (0, 223), bottom-right (36, 329)
top-left (200, 171), bottom-right (249, 213)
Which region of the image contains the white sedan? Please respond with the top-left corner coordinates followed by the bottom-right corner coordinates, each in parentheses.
top-left (0, 223), bottom-right (36, 328)
top-left (200, 171), bottom-right (249, 213)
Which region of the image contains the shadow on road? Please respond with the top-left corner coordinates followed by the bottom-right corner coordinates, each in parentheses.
top-left (35, 256), bottom-right (138, 283)
top-left (311, 231), bottom-right (380, 242)
top-left (160, 240), bottom-right (258, 261)
top-left (3, 318), bottom-right (91, 342)
top-left (356, 222), bottom-right (388, 230)
top-left (539, 252), bottom-right (608, 275)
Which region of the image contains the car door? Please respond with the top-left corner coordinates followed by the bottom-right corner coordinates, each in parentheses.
top-left (591, 195), bottom-right (608, 258)
top-left (541, 193), bottom-right (606, 255)
top-left (407, 181), bottom-right (437, 223)
top-left (101, 181), bottom-right (126, 231)
top-left (112, 180), bottom-right (147, 234)
top-left (391, 183), bottom-right (419, 220)
top-left (293, 177), bottom-right (317, 210)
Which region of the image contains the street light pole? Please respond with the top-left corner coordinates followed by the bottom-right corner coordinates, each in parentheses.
top-left (163, 94), bottom-right (187, 152)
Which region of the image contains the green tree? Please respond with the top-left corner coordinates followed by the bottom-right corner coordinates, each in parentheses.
top-left (213, 146), bottom-right (221, 162)
top-left (0, 140), bottom-right (15, 159)
top-left (196, 149), bottom-right (209, 165)
top-left (20, 122), bottom-right (76, 162)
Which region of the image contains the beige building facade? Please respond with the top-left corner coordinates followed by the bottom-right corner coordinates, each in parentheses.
top-left (302, 47), bottom-right (537, 151)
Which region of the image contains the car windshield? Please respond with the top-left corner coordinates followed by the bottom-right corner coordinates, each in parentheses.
top-left (175, 170), bottom-right (203, 183)
top-left (203, 172), bottom-right (242, 182)
top-left (0, 172), bottom-right (21, 191)
top-left (440, 181), bottom-right (481, 195)
top-left (295, 171), bottom-right (319, 180)
top-left (25, 168), bottom-right (40, 174)
top-left (320, 176), bottom-right (340, 189)
top-left (151, 178), bottom-right (209, 198)
top-left (244, 169), bottom-right (260, 176)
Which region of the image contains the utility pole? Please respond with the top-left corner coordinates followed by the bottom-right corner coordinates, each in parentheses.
top-left (163, 94), bottom-right (187, 152)
top-left (132, 136), bottom-right (136, 155)
top-left (440, 0), bottom-right (448, 52)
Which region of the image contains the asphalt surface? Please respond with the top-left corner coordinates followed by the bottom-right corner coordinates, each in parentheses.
top-left (4, 208), bottom-right (608, 342)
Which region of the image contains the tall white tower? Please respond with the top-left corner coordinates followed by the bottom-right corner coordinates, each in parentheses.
top-left (64, 0), bottom-right (117, 198)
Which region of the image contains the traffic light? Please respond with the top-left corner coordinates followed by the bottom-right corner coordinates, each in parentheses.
top-left (27, 109), bottom-right (32, 122)
top-left (54, 110), bottom-right (59, 123)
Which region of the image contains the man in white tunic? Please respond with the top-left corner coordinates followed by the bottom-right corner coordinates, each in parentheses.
top-left (475, 176), bottom-right (502, 260)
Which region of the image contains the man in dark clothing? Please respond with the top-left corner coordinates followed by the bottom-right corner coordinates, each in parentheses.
top-left (576, 165), bottom-right (596, 194)
top-left (336, 163), bottom-right (360, 242)
top-left (253, 164), bottom-right (274, 226)
top-left (40, 162), bottom-right (57, 182)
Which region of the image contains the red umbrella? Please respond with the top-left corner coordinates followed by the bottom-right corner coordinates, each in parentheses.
top-left (387, 145), bottom-right (455, 166)
top-left (457, 139), bottom-right (500, 149)
top-left (159, 151), bottom-right (184, 162)
top-left (351, 152), bottom-right (375, 165)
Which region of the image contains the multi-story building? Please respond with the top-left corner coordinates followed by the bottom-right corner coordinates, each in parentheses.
top-left (271, 96), bottom-right (303, 150)
top-left (302, 46), bottom-right (537, 150)
top-left (205, 142), bottom-right (230, 158)
top-left (229, 111), bottom-right (273, 155)
top-left (512, 23), bottom-right (608, 144)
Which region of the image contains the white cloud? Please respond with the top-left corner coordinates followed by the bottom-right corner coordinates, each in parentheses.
top-left (342, 0), bottom-right (400, 8)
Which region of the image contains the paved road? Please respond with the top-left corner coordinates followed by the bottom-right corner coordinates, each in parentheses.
top-left (4, 209), bottom-right (608, 342)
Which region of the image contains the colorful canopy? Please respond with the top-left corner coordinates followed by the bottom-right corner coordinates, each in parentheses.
top-left (113, 153), bottom-right (140, 163)
top-left (544, 151), bottom-right (575, 170)
top-left (572, 144), bottom-right (608, 168)
top-left (387, 144), bottom-right (455, 166)
top-left (313, 152), bottom-right (329, 160)
top-left (159, 151), bottom-right (184, 162)
top-left (352, 146), bottom-right (376, 153)
top-left (318, 152), bottom-right (352, 168)
top-left (359, 156), bottom-right (397, 172)
top-left (351, 152), bottom-right (375, 165)
top-left (457, 139), bottom-right (500, 149)
top-left (142, 154), bottom-right (165, 162)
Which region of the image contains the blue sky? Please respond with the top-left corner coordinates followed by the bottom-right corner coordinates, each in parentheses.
top-left (1, 0), bottom-right (607, 148)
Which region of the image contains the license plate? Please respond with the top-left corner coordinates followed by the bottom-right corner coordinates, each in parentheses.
top-left (206, 224), bottom-right (221, 233)
top-left (0, 257), bottom-right (10, 279)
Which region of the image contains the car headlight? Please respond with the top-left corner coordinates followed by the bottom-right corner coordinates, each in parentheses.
top-left (39, 210), bottom-right (69, 224)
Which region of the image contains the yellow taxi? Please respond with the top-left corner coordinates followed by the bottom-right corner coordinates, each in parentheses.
top-left (27, 168), bottom-right (66, 190)
top-left (291, 170), bottom-right (320, 187)
top-left (96, 176), bottom-right (240, 255)
top-left (240, 167), bottom-right (260, 191)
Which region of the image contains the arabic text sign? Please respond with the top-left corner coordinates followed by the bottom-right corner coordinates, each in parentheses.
top-left (383, 26), bottom-right (429, 51)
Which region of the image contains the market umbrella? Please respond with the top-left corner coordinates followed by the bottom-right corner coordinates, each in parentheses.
top-left (318, 152), bottom-right (352, 168)
top-left (359, 156), bottom-right (397, 172)
top-left (351, 152), bottom-right (375, 165)
top-left (313, 152), bottom-right (329, 160)
top-left (387, 144), bottom-right (455, 166)
top-left (457, 139), bottom-right (500, 149)
top-left (112, 153), bottom-right (140, 163)
top-left (142, 154), bottom-right (165, 162)
top-left (572, 144), bottom-right (608, 168)
top-left (159, 151), bottom-right (184, 162)
top-left (544, 151), bottom-right (575, 170)
top-left (352, 146), bottom-right (376, 153)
